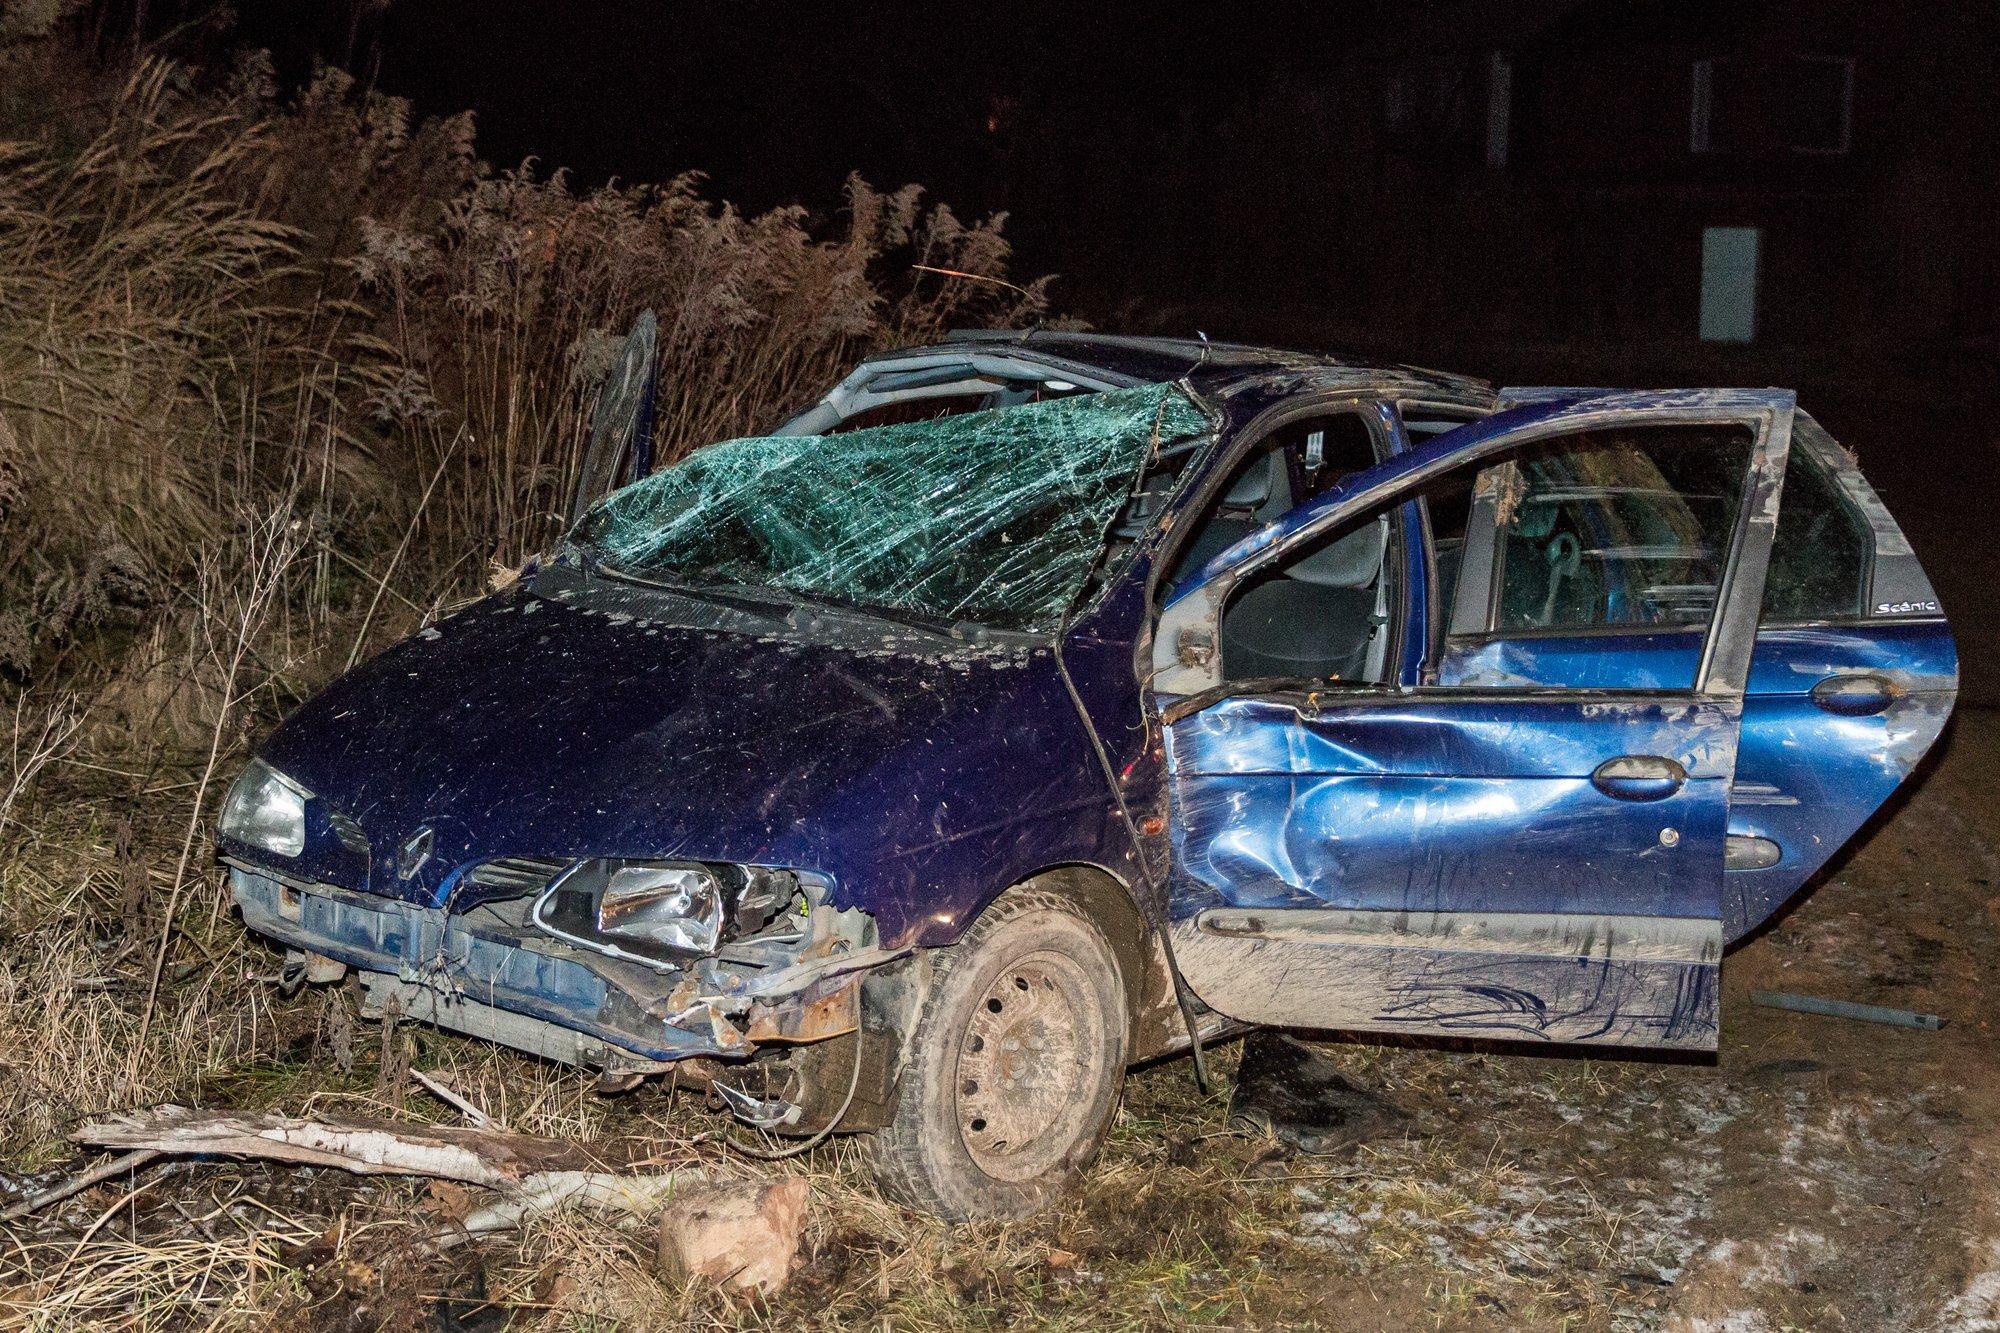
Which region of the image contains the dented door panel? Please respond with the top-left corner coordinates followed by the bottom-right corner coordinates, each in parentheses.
top-left (1166, 692), bottom-right (1739, 922)
top-left (1164, 691), bottom-right (1736, 1048)
top-left (1157, 390), bottom-right (1796, 1050)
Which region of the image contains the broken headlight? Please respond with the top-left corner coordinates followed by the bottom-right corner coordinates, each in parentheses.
top-left (218, 758), bottom-right (309, 858)
top-left (531, 859), bottom-right (798, 969)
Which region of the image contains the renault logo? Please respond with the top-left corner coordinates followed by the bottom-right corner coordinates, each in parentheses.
top-left (397, 826), bottom-right (435, 881)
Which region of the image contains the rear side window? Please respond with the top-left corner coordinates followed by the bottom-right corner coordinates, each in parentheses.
top-left (1760, 448), bottom-right (1869, 622)
top-left (1494, 424), bottom-right (1754, 634)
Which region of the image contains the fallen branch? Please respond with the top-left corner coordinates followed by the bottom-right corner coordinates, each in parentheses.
top-left (59, 1105), bottom-right (810, 1293)
top-left (74, 1105), bottom-right (665, 1189)
top-left (0, 1149), bottom-right (161, 1223)
top-left (447, 1171), bottom-right (690, 1244)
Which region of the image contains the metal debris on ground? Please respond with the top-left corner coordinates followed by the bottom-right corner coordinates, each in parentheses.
top-left (1751, 990), bottom-right (1946, 1030)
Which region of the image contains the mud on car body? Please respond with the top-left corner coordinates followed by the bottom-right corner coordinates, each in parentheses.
top-left (219, 330), bottom-right (1956, 1220)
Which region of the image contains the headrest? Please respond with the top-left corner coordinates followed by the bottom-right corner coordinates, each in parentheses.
top-left (1220, 453), bottom-right (1276, 509)
top-left (1288, 517), bottom-right (1388, 588)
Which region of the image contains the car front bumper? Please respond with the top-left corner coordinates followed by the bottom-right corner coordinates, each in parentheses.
top-left (229, 862), bottom-right (862, 1069)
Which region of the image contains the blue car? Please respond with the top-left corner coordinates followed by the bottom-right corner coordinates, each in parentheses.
top-left (218, 331), bottom-right (1955, 1219)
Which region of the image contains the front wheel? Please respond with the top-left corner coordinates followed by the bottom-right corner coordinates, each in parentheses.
top-left (862, 887), bottom-right (1128, 1221)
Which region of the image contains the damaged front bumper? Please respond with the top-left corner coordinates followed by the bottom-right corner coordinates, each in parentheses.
top-left (228, 861), bottom-right (895, 1073)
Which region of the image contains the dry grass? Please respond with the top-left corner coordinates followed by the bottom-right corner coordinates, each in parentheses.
top-left (0, 22), bottom-right (1080, 1330)
top-left (0, 15), bottom-right (1044, 1151)
top-left (0, 1026), bottom-right (1305, 1332)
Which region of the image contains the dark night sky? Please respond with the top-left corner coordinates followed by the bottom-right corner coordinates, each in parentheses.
top-left (231, 0), bottom-right (1375, 318)
top-left (254, 1), bottom-right (1321, 200)
top-left (223, 0), bottom-right (1996, 354)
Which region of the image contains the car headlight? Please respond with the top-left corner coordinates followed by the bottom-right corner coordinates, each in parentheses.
top-left (531, 858), bottom-right (798, 968)
top-left (598, 863), bottom-right (726, 954)
top-left (218, 758), bottom-right (309, 857)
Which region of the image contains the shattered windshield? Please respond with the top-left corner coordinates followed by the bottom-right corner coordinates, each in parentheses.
top-left (564, 382), bottom-right (1211, 632)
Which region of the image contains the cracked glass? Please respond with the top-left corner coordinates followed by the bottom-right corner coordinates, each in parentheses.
top-left (565, 382), bottom-right (1210, 632)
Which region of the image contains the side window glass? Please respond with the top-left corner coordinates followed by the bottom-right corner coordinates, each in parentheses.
top-left (1492, 424), bottom-right (1754, 633)
top-left (1760, 447), bottom-right (1868, 622)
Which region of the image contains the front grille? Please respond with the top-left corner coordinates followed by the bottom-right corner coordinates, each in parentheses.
top-left (464, 856), bottom-right (570, 895)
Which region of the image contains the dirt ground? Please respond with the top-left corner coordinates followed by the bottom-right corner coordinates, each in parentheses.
top-left (4, 711), bottom-right (1997, 1331)
top-left (1243, 704), bottom-right (2000, 1331)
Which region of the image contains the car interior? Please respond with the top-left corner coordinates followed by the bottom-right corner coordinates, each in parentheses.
top-left (1159, 413), bottom-right (1395, 685)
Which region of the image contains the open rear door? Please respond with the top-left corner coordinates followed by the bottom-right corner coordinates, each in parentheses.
top-left (1152, 391), bottom-right (1795, 1050)
top-left (1478, 390), bottom-right (1958, 941)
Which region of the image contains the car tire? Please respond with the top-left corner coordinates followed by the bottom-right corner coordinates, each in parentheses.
top-left (862, 885), bottom-right (1129, 1222)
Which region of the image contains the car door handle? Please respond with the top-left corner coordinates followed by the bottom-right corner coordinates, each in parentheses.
top-left (1591, 755), bottom-right (1687, 801)
top-left (1810, 673), bottom-right (1900, 717)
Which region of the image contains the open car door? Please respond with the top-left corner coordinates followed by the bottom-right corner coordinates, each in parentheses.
top-left (1150, 390), bottom-right (1796, 1051)
top-left (1468, 388), bottom-right (1958, 942)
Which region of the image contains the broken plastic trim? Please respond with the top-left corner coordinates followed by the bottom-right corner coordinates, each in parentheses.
top-left (564, 381), bottom-right (1211, 634)
top-left (229, 860), bottom-right (878, 1067)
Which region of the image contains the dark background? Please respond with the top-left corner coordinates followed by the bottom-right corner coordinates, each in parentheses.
top-left (228, 0), bottom-right (2000, 701)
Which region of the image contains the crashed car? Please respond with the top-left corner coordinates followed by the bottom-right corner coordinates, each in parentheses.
top-left (218, 330), bottom-right (1956, 1220)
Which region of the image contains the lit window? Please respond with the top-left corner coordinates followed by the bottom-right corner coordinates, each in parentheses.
top-left (1700, 226), bottom-right (1760, 344)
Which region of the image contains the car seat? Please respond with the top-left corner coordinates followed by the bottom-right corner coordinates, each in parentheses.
top-left (1220, 517), bottom-right (1390, 682)
top-left (1174, 451), bottom-right (1291, 578)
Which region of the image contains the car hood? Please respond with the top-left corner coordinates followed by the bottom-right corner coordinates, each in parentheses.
top-left (256, 577), bottom-right (1078, 911)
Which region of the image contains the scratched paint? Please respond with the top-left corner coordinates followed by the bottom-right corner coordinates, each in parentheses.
top-left (1169, 918), bottom-right (1718, 1049)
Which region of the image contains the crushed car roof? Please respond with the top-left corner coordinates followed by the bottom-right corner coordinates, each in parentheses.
top-left (926, 328), bottom-right (1495, 405)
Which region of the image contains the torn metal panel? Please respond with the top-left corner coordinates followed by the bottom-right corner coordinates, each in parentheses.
top-left (232, 862), bottom-right (873, 1068)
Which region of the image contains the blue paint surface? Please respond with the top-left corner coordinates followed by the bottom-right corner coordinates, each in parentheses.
top-left (224, 572), bottom-right (1139, 952)
top-left (1165, 692), bottom-right (1737, 919)
top-left (1437, 620), bottom-right (1958, 938)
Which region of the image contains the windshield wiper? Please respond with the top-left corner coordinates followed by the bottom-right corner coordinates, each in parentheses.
top-left (719, 585), bottom-right (972, 638)
top-left (577, 557), bottom-right (793, 622)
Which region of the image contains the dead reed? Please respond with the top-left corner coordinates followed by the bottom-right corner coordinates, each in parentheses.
top-left (0, 24), bottom-right (1072, 1327)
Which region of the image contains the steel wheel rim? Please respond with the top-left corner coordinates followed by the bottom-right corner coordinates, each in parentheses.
top-left (953, 949), bottom-right (1102, 1183)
